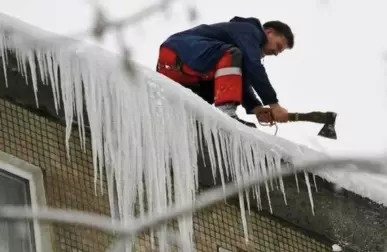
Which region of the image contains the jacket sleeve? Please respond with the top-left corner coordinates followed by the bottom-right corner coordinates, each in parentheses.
top-left (242, 85), bottom-right (262, 114)
top-left (230, 24), bottom-right (279, 105)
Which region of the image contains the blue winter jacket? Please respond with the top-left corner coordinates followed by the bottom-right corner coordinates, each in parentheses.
top-left (161, 16), bottom-right (279, 113)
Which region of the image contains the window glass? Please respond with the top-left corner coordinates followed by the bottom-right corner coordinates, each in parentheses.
top-left (0, 169), bottom-right (36, 252)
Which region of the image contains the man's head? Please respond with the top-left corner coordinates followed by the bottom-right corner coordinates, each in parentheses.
top-left (262, 21), bottom-right (294, 57)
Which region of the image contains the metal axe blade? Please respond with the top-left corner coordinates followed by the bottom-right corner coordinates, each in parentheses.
top-left (317, 112), bottom-right (337, 139)
top-left (288, 111), bottom-right (338, 140)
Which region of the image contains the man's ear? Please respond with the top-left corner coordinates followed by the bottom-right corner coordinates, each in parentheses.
top-left (264, 28), bottom-right (275, 35)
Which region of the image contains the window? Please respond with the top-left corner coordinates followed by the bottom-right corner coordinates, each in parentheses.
top-left (0, 151), bottom-right (52, 252)
top-left (0, 169), bottom-right (35, 251)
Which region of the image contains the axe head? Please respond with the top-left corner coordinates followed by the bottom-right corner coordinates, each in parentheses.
top-left (317, 112), bottom-right (337, 140)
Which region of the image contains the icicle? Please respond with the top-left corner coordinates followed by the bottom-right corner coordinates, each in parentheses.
top-left (274, 155), bottom-right (287, 206)
top-left (222, 135), bottom-right (233, 181)
top-left (202, 124), bottom-right (218, 186)
top-left (259, 155), bottom-right (273, 214)
top-left (294, 172), bottom-right (300, 193)
top-left (35, 49), bottom-right (47, 86)
top-left (0, 33), bottom-right (8, 87)
top-left (14, 49), bottom-right (24, 79)
top-left (313, 174), bottom-right (318, 192)
top-left (242, 140), bottom-right (255, 216)
top-left (304, 171), bottom-right (315, 215)
top-left (268, 157), bottom-right (276, 192)
top-left (188, 115), bottom-right (199, 191)
top-left (256, 186), bottom-right (262, 211)
top-left (251, 148), bottom-right (263, 211)
top-left (25, 50), bottom-right (39, 107)
top-left (230, 136), bottom-right (249, 243)
top-left (196, 120), bottom-right (207, 168)
top-left (212, 127), bottom-right (228, 194)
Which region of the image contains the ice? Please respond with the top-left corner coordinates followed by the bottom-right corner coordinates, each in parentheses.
top-left (332, 244), bottom-right (342, 251)
top-left (0, 11), bottom-right (385, 251)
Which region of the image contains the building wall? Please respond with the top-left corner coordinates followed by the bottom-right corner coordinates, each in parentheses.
top-left (134, 201), bottom-right (331, 252)
top-left (0, 97), bottom-right (332, 252)
top-left (0, 98), bottom-right (113, 252)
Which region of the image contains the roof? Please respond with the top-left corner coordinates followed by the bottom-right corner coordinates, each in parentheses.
top-left (0, 12), bottom-right (386, 251)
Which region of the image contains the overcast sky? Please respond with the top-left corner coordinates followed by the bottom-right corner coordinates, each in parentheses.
top-left (1, 0), bottom-right (387, 157)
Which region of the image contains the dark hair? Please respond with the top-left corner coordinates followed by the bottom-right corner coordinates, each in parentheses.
top-left (263, 21), bottom-right (294, 49)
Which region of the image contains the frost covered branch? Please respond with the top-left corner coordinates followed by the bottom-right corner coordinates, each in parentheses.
top-left (0, 155), bottom-right (385, 251)
top-left (81, 0), bottom-right (198, 75)
top-left (87, 0), bottom-right (176, 39)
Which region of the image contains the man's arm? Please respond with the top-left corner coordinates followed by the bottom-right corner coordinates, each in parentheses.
top-left (229, 23), bottom-right (279, 106)
top-left (242, 85), bottom-right (275, 123)
top-left (242, 85), bottom-right (262, 114)
top-left (247, 62), bottom-right (278, 105)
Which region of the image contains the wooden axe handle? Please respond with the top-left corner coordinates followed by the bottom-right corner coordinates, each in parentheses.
top-left (288, 112), bottom-right (328, 124)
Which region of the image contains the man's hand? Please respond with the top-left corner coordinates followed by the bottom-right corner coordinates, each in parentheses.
top-left (269, 103), bottom-right (288, 123)
top-left (253, 106), bottom-right (273, 124)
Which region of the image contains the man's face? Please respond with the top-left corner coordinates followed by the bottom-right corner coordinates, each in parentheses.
top-left (262, 28), bottom-right (289, 57)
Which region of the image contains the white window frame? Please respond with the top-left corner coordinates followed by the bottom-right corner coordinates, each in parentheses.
top-left (0, 150), bottom-right (53, 252)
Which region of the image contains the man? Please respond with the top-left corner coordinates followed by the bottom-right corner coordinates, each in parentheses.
top-left (156, 16), bottom-right (294, 126)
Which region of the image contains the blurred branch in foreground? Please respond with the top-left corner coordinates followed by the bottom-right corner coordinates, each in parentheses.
top-left (0, 155), bottom-right (386, 251)
top-left (88, 0), bottom-right (177, 39)
top-left (84, 0), bottom-right (198, 76)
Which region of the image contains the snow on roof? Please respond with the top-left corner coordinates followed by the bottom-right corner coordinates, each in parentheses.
top-left (0, 11), bottom-right (386, 250)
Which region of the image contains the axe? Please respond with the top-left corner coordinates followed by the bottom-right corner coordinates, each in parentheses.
top-left (288, 111), bottom-right (337, 140)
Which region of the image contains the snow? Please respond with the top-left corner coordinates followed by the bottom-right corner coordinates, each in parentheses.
top-left (332, 244), bottom-right (342, 251)
top-left (0, 11), bottom-right (386, 251)
top-left (315, 160), bottom-right (387, 206)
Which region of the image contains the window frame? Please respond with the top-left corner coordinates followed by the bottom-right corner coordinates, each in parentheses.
top-left (0, 150), bottom-right (53, 252)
